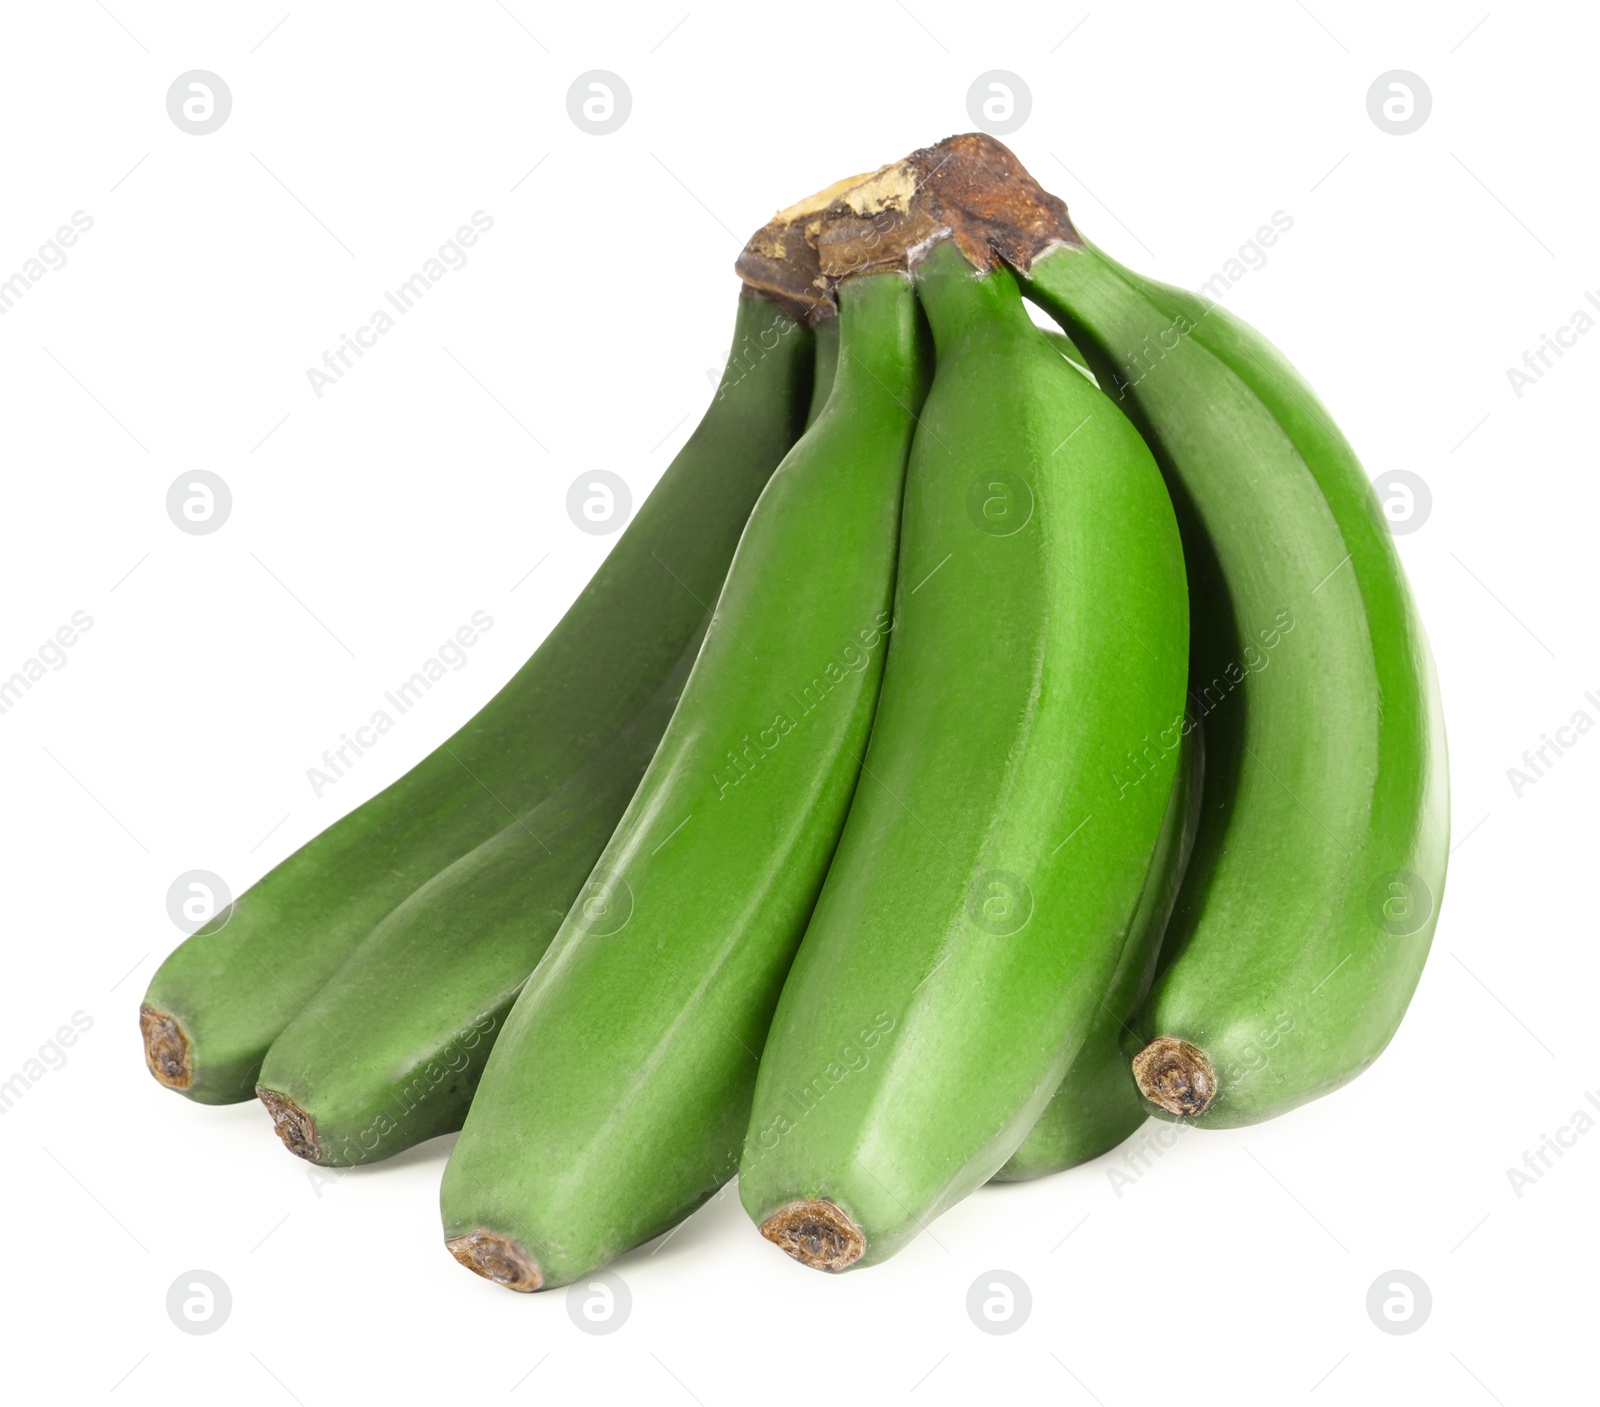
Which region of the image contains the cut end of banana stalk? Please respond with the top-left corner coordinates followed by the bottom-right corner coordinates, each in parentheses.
top-left (445, 1230), bottom-right (544, 1292)
top-left (758, 1198), bottom-right (866, 1273)
top-left (738, 133), bottom-right (1081, 321)
top-left (738, 170), bottom-right (892, 324)
top-left (1131, 1037), bottom-right (1217, 1118)
top-left (256, 1086), bottom-right (322, 1162)
top-left (139, 1004), bottom-right (192, 1091)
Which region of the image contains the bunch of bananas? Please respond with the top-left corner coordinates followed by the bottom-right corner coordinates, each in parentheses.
top-left (142, 134), bottom-right (1448, 1289)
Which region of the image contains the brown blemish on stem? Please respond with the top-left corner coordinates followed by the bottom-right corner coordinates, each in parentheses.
top-left (739, 133), bottom-right (1082, 318)
top-left (758, 1198), bottom-right (865, 1273)
top-left (1132, 1037), bottom-right (1217, 1117)
top-left (139, 1005), bottom-right (191, 1090)
top-left (256, 1086), bottom-right (322, 1162)
top-left (736, 169), bottom-right (890, 325)
top-left (446, 1230), bottom-right (543, 1292)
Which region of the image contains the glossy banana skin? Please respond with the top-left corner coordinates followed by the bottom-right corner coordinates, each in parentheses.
top-left (1024, 240), bottom-right (1449, 1128)
top-left (251, 642), bottom-right (698, 1166)
top-left (140, 291), bottom-right (812, 1104)
top-left (439, 272), bottom-right (928, 1291)
top-left (739, 242), bottom-right (1188, 1269)
top-left (996, 729), bottom-right (1201, 1181)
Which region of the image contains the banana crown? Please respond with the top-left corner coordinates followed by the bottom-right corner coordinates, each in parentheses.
top-left (737, 133), bottom-right (1081, 321)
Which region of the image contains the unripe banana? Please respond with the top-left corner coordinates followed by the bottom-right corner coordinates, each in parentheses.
top-left (739, 237), bottom-right (1188, 1273)
top-left (439, 270), bottom-right (928, 1292)
top-left (252, 641), bottom-right (697, 1166)
top-left (996, 729), bottom-right (1201, 1180)
top-left (139, 289), bottom-right (813, 1105)
top-left (1022, 237), bottom-right (1449, 1128)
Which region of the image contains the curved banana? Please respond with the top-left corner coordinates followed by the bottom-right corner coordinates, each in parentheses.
top-left (1022, 235), bottom-right (1449, 1128)
top-left (139, 289), bottom-right (813, 1105)
top-left (739, 234), bottom-right (1188, 1274)
top-left (251, 640), bottom-right (696, 1166)
top-left (439, 269), bottom-right (927, 1292)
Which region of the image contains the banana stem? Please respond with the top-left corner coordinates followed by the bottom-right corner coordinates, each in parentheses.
top-left (803, 314), bottom-right (840, 429)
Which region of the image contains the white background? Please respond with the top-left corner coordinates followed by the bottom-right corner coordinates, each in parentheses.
top-left (2, 2), bottom-right (1593, 1403)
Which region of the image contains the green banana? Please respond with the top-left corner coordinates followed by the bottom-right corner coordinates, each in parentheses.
top-left (994, 729), bottom-right (1201, 1181)
top-left (805, 311), bottom-right (840, 427)
top-left (1021, 236), bottom-right (1449, 1128)
top-left (1042, 327), bottom-right (1098, 387)
top-left (251, 640), bottom-right (697, 1166)
top-left (139, 289), bottom-right (813, 1105)
top-left (739, 237), bottom-right (1189, 1274)
top-left (440, 269), bottom-right (928, 1292)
